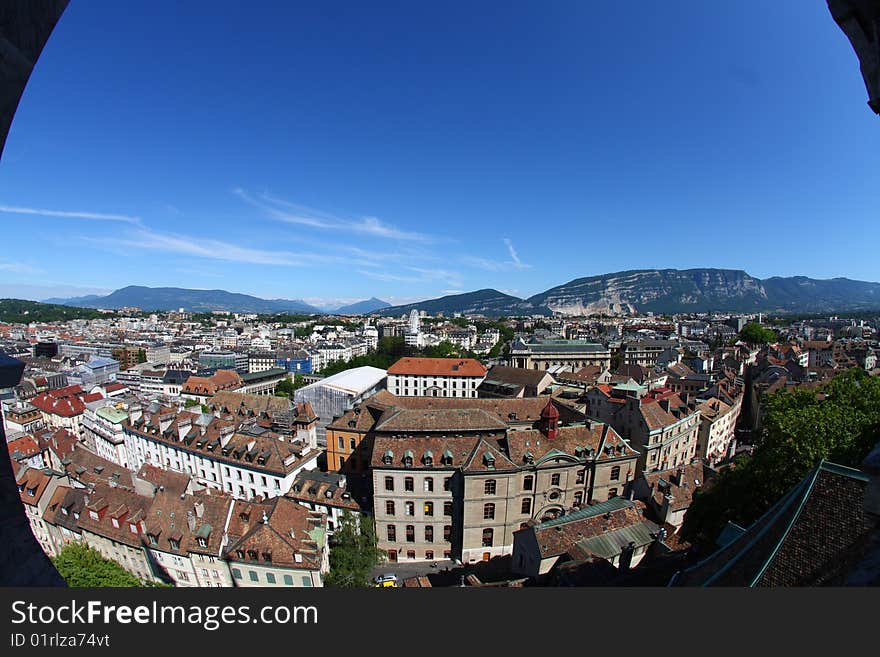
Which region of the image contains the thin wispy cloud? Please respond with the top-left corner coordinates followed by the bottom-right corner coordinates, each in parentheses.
top-left (356, 269), bottom-right (423, 283)
top-left (0, 261), bottom-right (44, 275)
top-left (234, 188), bottom-right (442, 243)
top-left (461, 238), bottom-right (531, 272)
top-left (503, 238), bottom-right (529, 269)
top-left (84, 228), bottom-right (350, 268)
top-left (0, 204), bottom-right (142, 225)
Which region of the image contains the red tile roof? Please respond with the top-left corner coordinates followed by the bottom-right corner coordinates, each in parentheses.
top-left (387, 357), bottom-right (487, 377)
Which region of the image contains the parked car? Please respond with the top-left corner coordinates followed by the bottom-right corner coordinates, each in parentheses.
top-left (373, 573), bottom-right (399, 588)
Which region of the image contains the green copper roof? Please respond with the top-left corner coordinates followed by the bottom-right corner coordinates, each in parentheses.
top-left (536, 496), bottom-right (632, 529)
top-left (96, 406), bottom-right (128, 424)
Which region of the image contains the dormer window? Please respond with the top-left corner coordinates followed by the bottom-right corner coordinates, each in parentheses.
top-left (147, 533), bottom-right (158, 546)
top-left (169, 538), bottom-right (180, 550)
top-left (111, 518), bottom-right (120, 528)
top-left (383, 450), bottom-right (393, 465)
top-left (129, 523), bottom-right (138, 534)
top-left (483, 453), bottom-right (495, 469)
top-left (26, 486), bottom-right (37, 497)
top-left (403, 450), bottom-right (413, 467)
top-left (247, 549), bottom-right (258, 560)
top-left (236, 549), bottom-right (245, 559)
top-left (442, 450), bottom-right (453, 466)
top-left (262, 551), bottom-right (272, 562)
top-left (89, 510), bottom-right (99, 521)
top-left (423, 451), bottom-right (433, 467)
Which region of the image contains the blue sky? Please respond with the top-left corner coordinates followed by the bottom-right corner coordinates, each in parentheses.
top-left (1, 1), bottom-right (877, 307)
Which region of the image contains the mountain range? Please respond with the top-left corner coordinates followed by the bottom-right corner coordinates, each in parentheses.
top-left (373, 269), bottom-right (880, 317)
top-left (39, 269), bottom-right (880, 317)
top-left (43, 286), bottom-right (390, 315)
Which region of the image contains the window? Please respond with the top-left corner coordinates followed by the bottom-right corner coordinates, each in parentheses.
top-left (610, 466), bottom-right (620, 481)
top-left (443, 477), bottom-right (451, 491)
top-left (350, 438), bottom-right (356, 449)
top-left (385, 476), bottom-right (394, 491)
top-left (523, 475), bottom-right (533, 491)
top-left (284, 574), bottom-right (293, 586)
top-left (407, 550), bottom-right (416, 560)
top-left (576, 470), bottom-right (585, 484)
top-left (521, 498), bottom-right (531, 514)
top-left (405, 501), bottom-right (415, 516)
top-left (550, 473), bottom-right (560, 486)
top-left (405, 477), bottom-right (414, 492)
top-left (484, 479), bottom-right (496, 495)
top-left (574, 492), bottom-right (583, 506)
top-left (386, 500), bottom-right (395, 516)
top-left (302, 576), bottom-right (312, 587)
top-left (482, 528), bottom-right (493, 548)
top-left (425, 550), bottom-right (434, 560)
top-left (424, 477), bottom-right (434, 492)
top-left (232, 568), bottom-right (242, 580)
top-left (248, 571), bottom-right (258, 582)
top-left (444, 501), bottom-right (453, 516)
top-left (266, 572), bottom-right (276, 584)
top-left (387, 525), bottom-right (396, 541)
top-left (425, 526), bottom-right (434, 542)
top-left (608, 488), bottom-right (618, 499)
top-left (443, 525), bottom-right (452, 541)
top-left (483, 503), bottom-right (495, 520)
top-left (406, 525), bottom-right (415, 542)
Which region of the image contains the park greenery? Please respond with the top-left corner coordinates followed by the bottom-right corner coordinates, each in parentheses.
top-left (0, 299), bottom-right (106, 324)
top-left (52, 543), bottom-right (163, 587)
top-left (681, 369), bottom-right (880, 549)
top-left (737, 322), bottom-right (778, 345)
top-left (324, 512), bottom-right (386, 587)
top-left (317, 336), bottom-right (481, 377)
top-left (274, 374), bottom-right (305, 397)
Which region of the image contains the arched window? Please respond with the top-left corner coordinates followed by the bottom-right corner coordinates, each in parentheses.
top-left (385, 500), bottom-right (395, 516)
top-left (404, 477), bottom-right (414, 491)
top-left (482, 528), bottom-right (493, 547)
top-left (484, 479), bottom-right (496, 495)
top-left (387, 525), bottom-right (396, 541)
top-left (521, 498), bottom-right (531, 514)
top-left (424, 501), bottom-right (434, 516)
top-left (522, 475), bottom-right (533, 491)
top-left (483, 503), bottom-right (495, 520)
top-left (405, 525), bottom-right (415, 542)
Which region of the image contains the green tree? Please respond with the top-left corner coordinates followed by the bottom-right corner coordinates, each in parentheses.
top-left (324, 512), bottom-right (385, 588)
top-left (292, 373), bottom-right (306, 390)
top-left (275, 377), bottom-right (296, 397)
top-left (737, 322), bottom-right (778, 345)
top-left (184, 398), bottom-right (200, 408)
top-left (136, 349), bottom-right (147, 364)
top-left (681, 369), bottom-right (880, 548)
top-left (52, 543), bottom-right (148, 587)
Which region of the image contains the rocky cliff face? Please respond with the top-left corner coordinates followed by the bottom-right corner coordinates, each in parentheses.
top-left (526, 269), bottom-right (769, 315)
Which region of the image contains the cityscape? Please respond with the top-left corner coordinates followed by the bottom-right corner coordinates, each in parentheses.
top-left (1, 0), bottom-right (879, 594)
top-left (2, 290), bottom-right (879, 587)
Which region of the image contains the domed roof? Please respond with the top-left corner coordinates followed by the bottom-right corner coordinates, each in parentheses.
top-left (540, 398), bottom-right (559, 420)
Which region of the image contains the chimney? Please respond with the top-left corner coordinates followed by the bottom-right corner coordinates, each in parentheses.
top-left (158, 412), bottom-right (175, 434)
top-left (177, 417), bottom-right (192, 442)
top-left (186, 510), bottom-right (196, 532)
top-left (194, 500), bottom-right (205, 518)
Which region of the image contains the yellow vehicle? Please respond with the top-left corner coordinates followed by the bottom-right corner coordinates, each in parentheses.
top-left (373, 574), bottom-right (399, 587)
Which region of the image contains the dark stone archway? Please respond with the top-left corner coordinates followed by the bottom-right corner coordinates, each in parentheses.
top-left (0, 0), bottom-right (70, 586)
